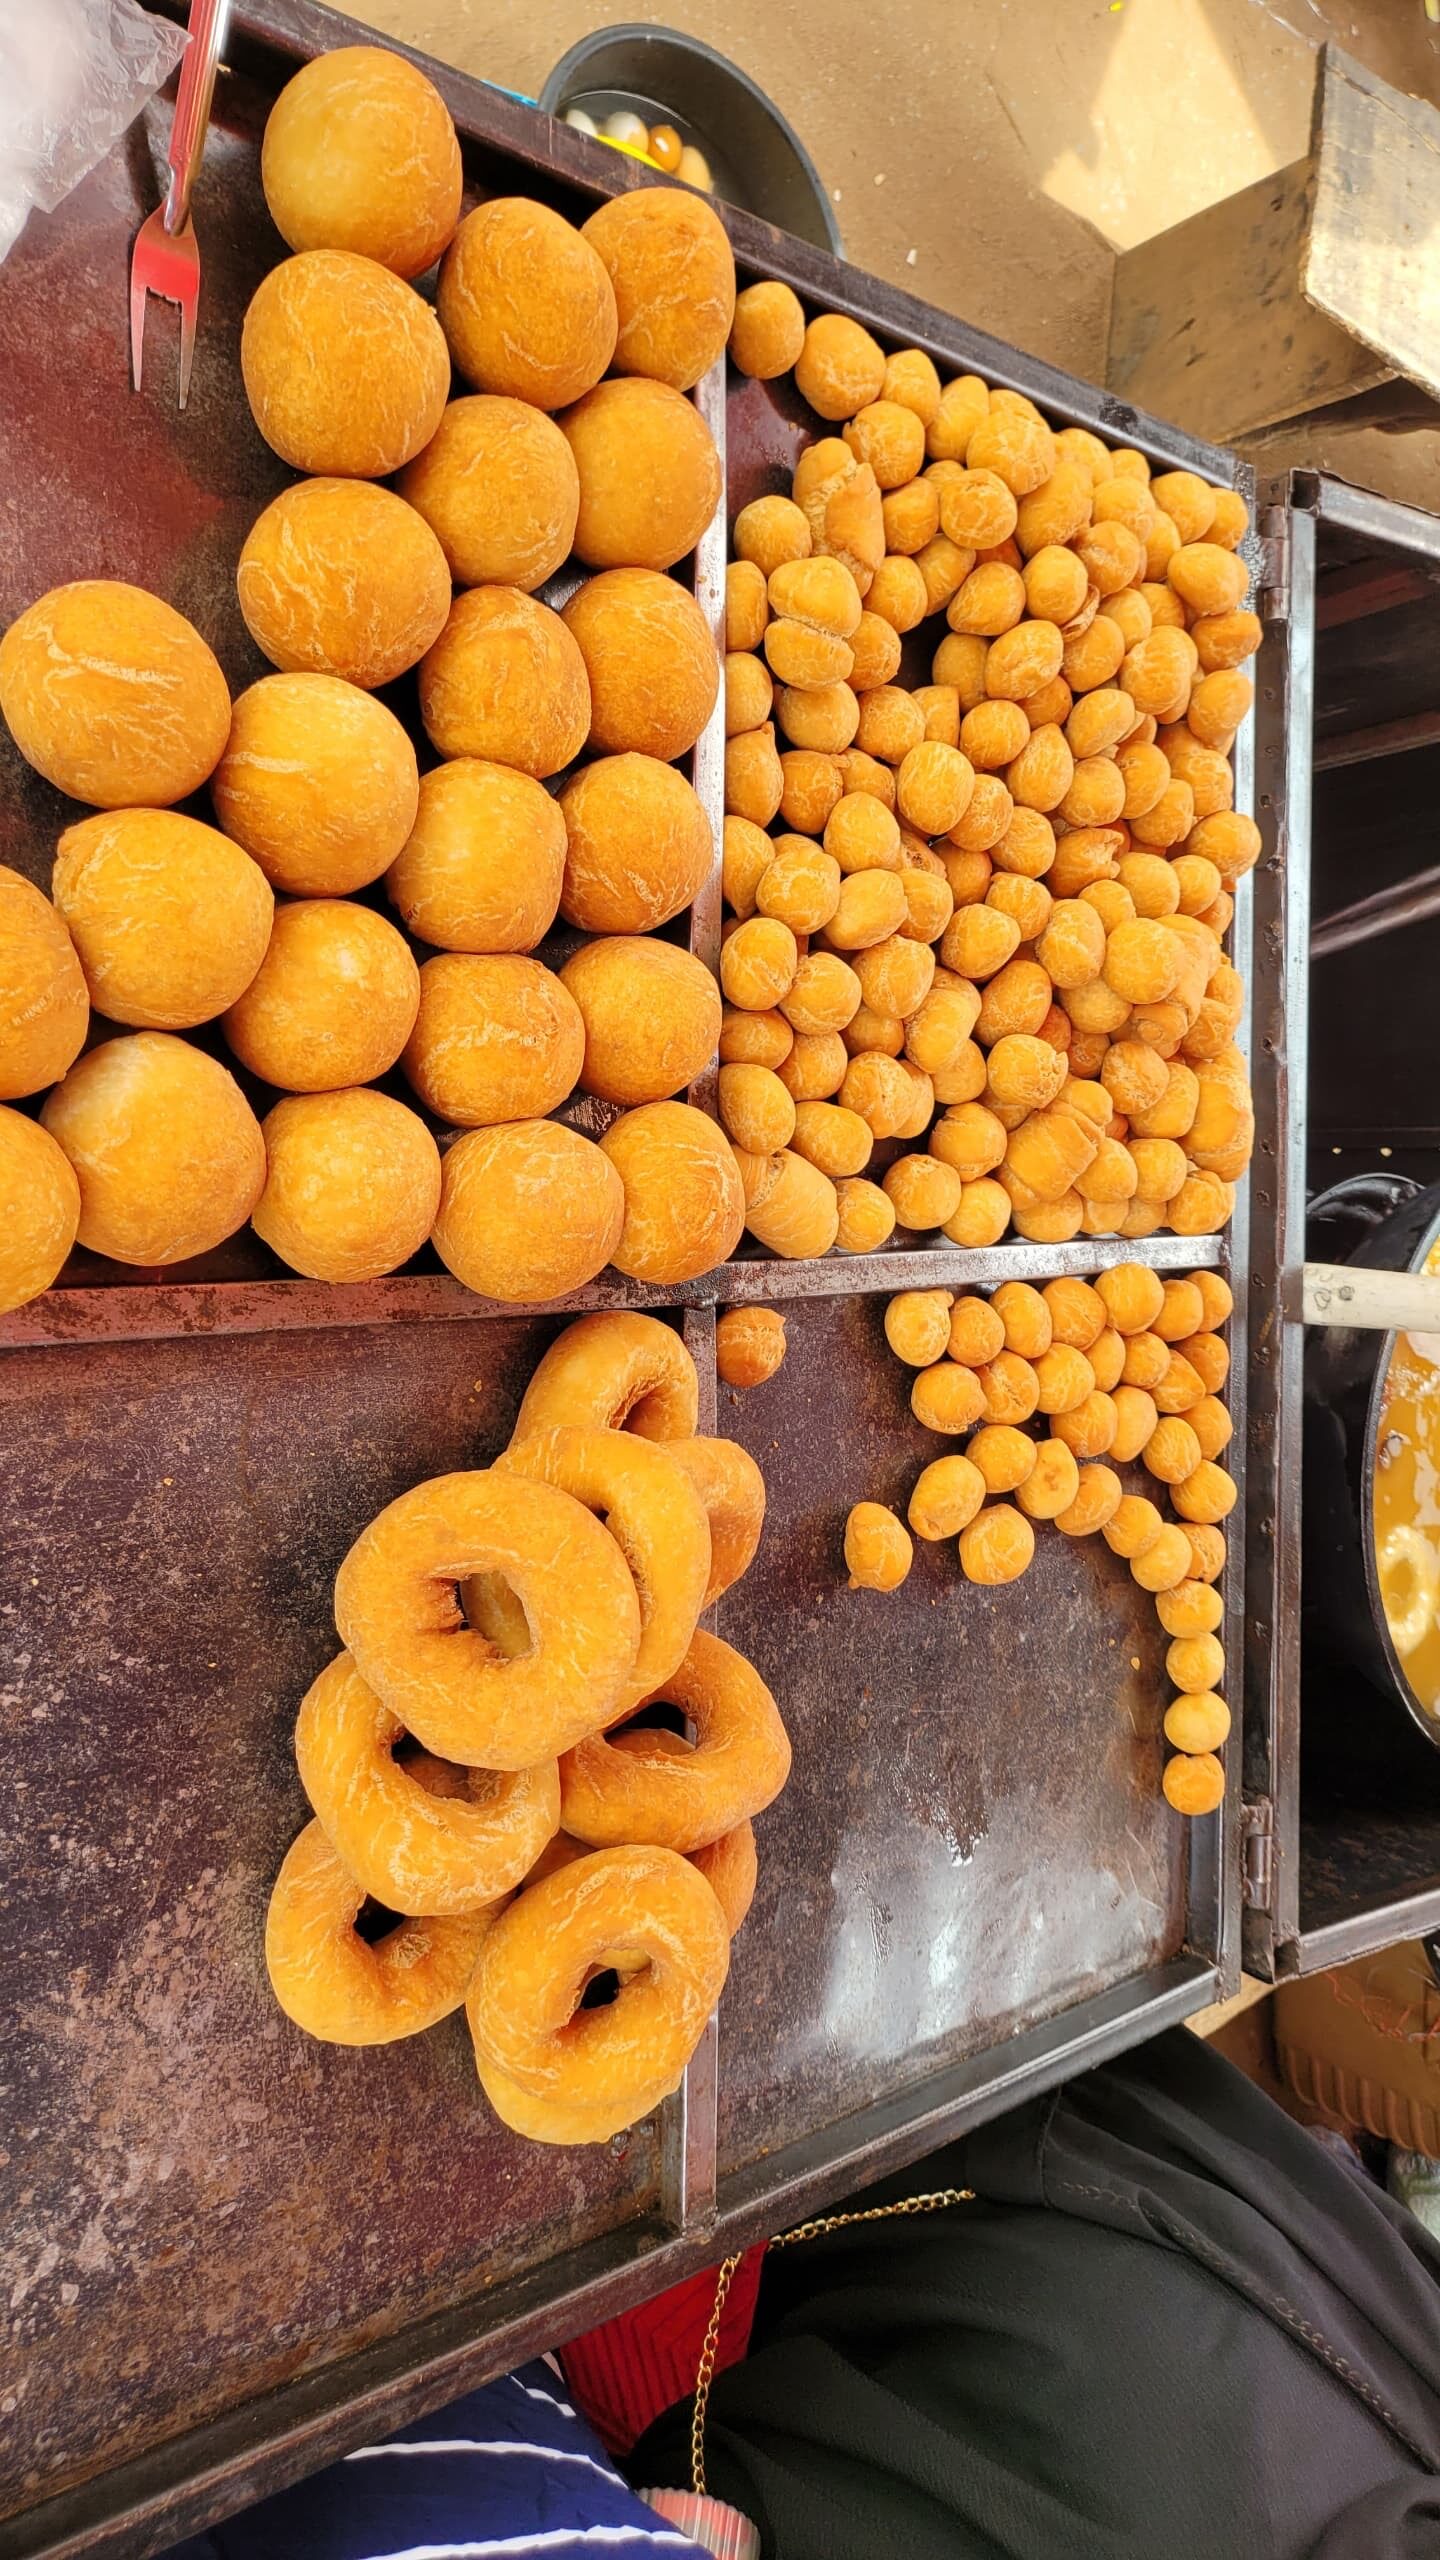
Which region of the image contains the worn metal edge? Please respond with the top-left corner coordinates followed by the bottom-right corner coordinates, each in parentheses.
top-left (1281, 1879), bottom-right (1440, 1978)
top-left (0, 1957), bottom-right (1214, 2560)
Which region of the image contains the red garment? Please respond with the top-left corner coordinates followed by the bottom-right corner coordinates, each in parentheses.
top-left (562, 2246), bottom-right (766, 2456)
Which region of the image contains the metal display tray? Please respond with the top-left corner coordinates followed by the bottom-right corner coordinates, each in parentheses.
top-left (0, 6), bottom-right (1259, 2552)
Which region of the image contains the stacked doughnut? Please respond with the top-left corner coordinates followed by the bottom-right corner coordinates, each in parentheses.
top-left (0, 45), bottom-right (744, 1314)
top-left (719, 281), bottom-right (1257, 1262)
top-left (264, 1311), bottom-right (790, 2144)
top-left (846, 1261), bottom-right (1234, 1817)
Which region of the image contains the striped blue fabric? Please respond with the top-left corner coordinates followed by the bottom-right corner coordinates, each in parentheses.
top-left (160, 2361), bottom-right (704, 2560)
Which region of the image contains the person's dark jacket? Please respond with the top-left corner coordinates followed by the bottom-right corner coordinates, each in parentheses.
top-left (633, 2027), bottom-right (1440, 2557)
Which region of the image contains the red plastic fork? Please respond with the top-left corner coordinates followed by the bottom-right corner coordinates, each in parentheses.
top-left (129, 0), bottom-right (231, 407)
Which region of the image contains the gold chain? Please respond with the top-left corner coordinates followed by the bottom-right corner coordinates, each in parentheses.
top-left (690, 2187), bottom-right (974, 2495)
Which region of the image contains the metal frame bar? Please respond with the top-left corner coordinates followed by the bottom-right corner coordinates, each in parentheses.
top-left (5, 1956), bottom-right (1215, 2560)
top-left (1303, 468), bottom-right (1440, 570)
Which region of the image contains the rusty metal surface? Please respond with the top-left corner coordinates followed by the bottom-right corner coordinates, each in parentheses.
top-left (713, 1294), bottom-right (1186, 2175)
top-left (0, 1318), bottom-right (661, 2521)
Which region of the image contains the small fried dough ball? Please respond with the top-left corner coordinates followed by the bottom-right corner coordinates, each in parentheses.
top-left (261, 47), bottom-right (461, 277)
top-left (1156, 1580), bottom-right (1224, 1640)
top-left (834, 1175), bottom-right (896, 1252)
top-left (729, 280), bottom-right (806, 379)
top-left (1171, 1461), bottom-right (1237, 1525)
top-left (254, 1089), bottom-right (441, 1282)
top-left (224, 898), bottom-right (419, 1091)
top-left (242, 250), bottom-right (449, 475)
top-left (563, 378), bottom-right (722, 571)
top-left (1014, 1438), bottom-right (1080, 1521)
top-left (1163, 1752), bottom-right (1225, 1816)
top-left (960, 1503), bottom-right (1035, 1584)
top-left (969, 1424), bottom-right (1038, 1495)
top-left (582, 188), bottom-right (735, 391)
top-left (909, 1454), bottom-right (985, 1540)
top-left (1164, 1694), bottom-right (1230, 1754)
top-left (560, 754), bottom-right (712, 934)
top-left (845, 1501), bottom-right (912, 1590)
top-left (0, 580), bottom-right (230, 810)
top-left (1055, 1461), bottom-right (1122, 1537)
top-left (432, 1119), bottom-right (623, 1300)
top-left (1102, 1493), bottom-right (1165, 1560)
top-left (717, 1305), bottom-right (787, 1388)
top-left (796, 315), bottom-right (886, 420)
top-left (0, 1107), bottom-right (79, 1310)
top-left (213, 674), bottom-right (418, 895)
top-left (41, 1033), bottom-right (263, 1267)
top-left (886, 1289), bottom-right (954, 1366)
top-left (439, 199), bottom-right (615, 407)
top-left (1096, 1260), bottom-right (1165, 1335)
top-left (1131, 1522), bottom-right (1195, 1594)
top-left (420, 588), bottom-right (589, 775)
top-left (913, 1363), bottom-right (988, 1434)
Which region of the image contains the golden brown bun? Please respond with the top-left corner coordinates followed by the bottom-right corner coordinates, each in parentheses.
top-left (560, 568), bottom-right (718, 760)
top-left (599, 1099), bottom-right (745, 1282)
top-left (0, 581), bottom-right (229, 808)
top-left (41, 1033), bottom-right (264, 1266)
top-left (223, 899), bottom-right (419, 1090)
top-left (431, 1119), bottom-right (625, 1301)
top-left (211, 674), bottom-right (419, 895)
top-left (386, 760), bottom-right (566, 953)
top-left (253, 1088), bottom-right (441, 1281)
top-left (0, 866), bottom-right (88, 1098)
top-left (729, 280), bottom-right (805, 379)
top-left (560, 753), bottom-right (713, 933)
top-left (418, 587), bottom-right (590, 775)
top-left (402, 953), bottom-right (584, 1126)
top-left (560, 937), bottom-right (721, 1105)
top-left (581, 187), bottom-right (735, 390)
top-left (561, 379), bottom-right (722, 571)
top-left (53, 811), bottom-right (272, 1030)
top-left (0, 1107), bottom-right (80, 1311)
top-left (236, 478), bottom-right (451, 688)
top-left (399, 396), bottom-right (580, 592)
top-left (241, 250), bottom-right (449, 476)
top-left (438, 199), bottom-right (617, 407)
top-left (261, 46), bottom-right (462, 278)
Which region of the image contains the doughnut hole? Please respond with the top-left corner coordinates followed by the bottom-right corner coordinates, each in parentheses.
top-left (969, 1424), bottom-right (1037, 1494)
top-left (828, 871), bottom-right (909, 952)
top-left (941, 1177), bottom-right (1009, 1246)
top-left (853, 933), bottom-right (935, 1021)
top-left (718, 1064), bottom-right (796, 1155)
top-left (835, 1176), bottom-right (897, 1253)
top-left (743, 1148), bottom-right (840, 1257)
top-left (726, 653), bottom-right (774, 736)
top-left (1103, 919), bottom-right (1182, 1005)
top-left (899, 865), bottom-right (956, 946)
top-left (580, 186), bottom-right (735, 391)
top-left (563, 938), bottom-right (721, 1107)
top-left (1154, 1277), bottom-right (1205, 1342)
top-left (913, 682), bottom-right (962, 744)
top-left (844, 400), bottom-right (926, 489)
top-left (420, 589), bottom-right (589, 776)
top-left (1130, 1522), bottom-right (1195, 1595)
top-left (726, 560), bottom-right (769, 653)
top-left (1189, 669), bottom-right (1253, 749)
top-left (1169, 1172), bottom-right (1235, 1236)
top-left (1101, 1493), bottom-right (1164, 1562)
top-left (1156, 1581), bottom-right (1224, 1639)
top-left (255, 1090), bottom-right (440, 1283)
top-left (991, 807), bottom-right (1056, 880)
top-left (1162, 1752), bottom-right (1225, 1816)
top-left (1193, 1270), bottom-right (1234, 1327)
top-left (967, 408), bottom-right (1056, 497)
top-left (1051, 1389), bottom-right (1118, 1459)
top-left (796, 315), bottom-right (887, 420)
top-left (764, 621), bottom-right (853, 690)
top-left (850, 613), bottom-right (904, 691)
top-left (946, 1294), bottom-right (1005, 1366)
top-left (1108, 1385), bottom-right (1158, 1464)
top-left (1060, 758), bottom-right (1126, 829)
top-left (1032, 1342), bottom-right (1093, 1414)
top-left (729, 280), bottom-right (805, 379)
top-left (242, 251), bottom-right (449, 476)
top-left (926, 376), bottom-right (989, 463)
top-left (1172, 854), bottom-right (1224, 917)
top-left (1094, 1261), bottom-right (1164, 1335)
top-left (845, 1501), bottom-right (913, 1590)
top-left (725, 727), bottom-right (785, 825)
top-left (897, 742), bottom-right (974, 836)
top-left (882, 347), bottom-right (942, 424)
top-left (912, 1362), bottom-right (988, 1435)
top-left (239, 477), bottom-right (451, 685)
top-left (985, 876), bottom-right (1051, 946)
top-left (1063, 616), bottom-right (1127, 695)
top-left (1129, 1061), bottom-right (1200, 1140)
top-left (885, 1287), bottom-right (954, 1365)
top-left (791, 1100), bottom-right (873, 1179)
top-left (930, 1101), bottom-right (1007, 1182)
top-left (214, 674), bottom-right (418, 895)
top-left (909, 1453), bottom-right (986, 1540)
top-left (735, 496), bottom-right (812, 578)
top-left (1006, 724), bottom-right (1072, 814)
top-left (561, 755), bottom-right (713, 934)
top-left (777, 682), bottom-right (862, 756)
top-left (225, 898), bottom-right (418, 1090)
top-left (1184, 1524), bottom-right (1227, 1583)
top-left (985, 1034), bottom-right (1066, 1111)
top-left (1129, 1137), bottom-right (1189, 1205)
top-left (1172, 1460), bottom-right (1237, 1526)
top-left (1169, 543), bottom-right (1248, 617)
top-left (948, 563), bottom-right (1026, 639)
top-left (884, 1154), bottom-right (961, 1231)
top-left (1164, 1694), bottom-right (1231, 1755)
top-left (778, 1030), bottom-right (848, 1101)
top-left (781, 952), bottom-right (862, 1036)
top-left (959, 1503), bottom-right (1035, 1584)
top-left (757, 841), bottom-right (842, 936)
top-left (1101, 587), bottom-right (1153, 650)
top-left (882, 480), bottom-right (941, 555)
top-left (1120, 1333), bottom-right (1170, 1392)
top-left (1144, 1416), bottom-right (1203, 1485)
top-left (976, 1350), bottom-right (1040, 1427)
top-left (778, 750), bottom-right (845, 834)
top-left (937, 467), bottom-right (1018, 551)
top-left (1153, 1353), bottom-right (1206, 1415)
top-left (721, 918), bottom-right (800, 1012)
top-left (723, 817), bottom-right (777, 920)
top-left (563, 377), bottom-right (722, 572)
top-left (1188, 813), bottom-right (1263, 887)
top-left (1168, 1632), bottom-right (1226, 1696)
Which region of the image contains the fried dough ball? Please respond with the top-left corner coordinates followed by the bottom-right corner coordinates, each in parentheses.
top-left (721, 1005), bottom-right (793, 1070)
top-left (560, 754), bottom-right (712, 934)
top-left (1190, 1395), bottom-right (1233, 1461)
top-left (420, 588), bottom-right (589, 775)
top-left (726, 652), bottom-right (775, 735)
top-left (0, 1108), bottom-right (79, 1310)
top-left (1, 580), bottom-right (229, 810)
top-left (237, 477), bottom-right (450, 687)
top-left (832, 1175), bottom-right (895, 1252)
top-left (261, 46), bottom-right (461, 278)
top-left (438, 199), bottom-right (615, 406)
top-left (1169, 543), bottom-right (1248, 616)
top-left (403, 953), bottom-right (583, 1126)
top-left (723, 917), bottom-right (799, 1012)
top-left (398, 396), bottom-right (580, 594)
top-left (1051, 1388), bottom-right (1118, 1458)
top-left (1192, 609), bottom-right (1261, 671)
top-left (885, 1289), bottom-right (954, 1365)
top-left (41, 1032), bottom-right (263, 1266)
top-left (943, 1176), bottom-right (1010, 1246)
top-left (727, 560), bottom-right (769, 654)
top-left (1102, 1493), bottom-right (1165, 1560)
top-left (781, 1029), bottom-right (848, 1099)
top-left (562, 937), bottom-right (720, 1106)
top-left (1095, 1261), bottom-right (1165, 1335)
top-left (907, 1454), bottom-right (984, 1541)
top-left (242, 250), bottom-right (449, 475)
top-left (53, 809), bottom-right (271, 1032)
top-left (600, 1100), bottom-right (745, 1283)
top-left (582, 188), bottom-right (735, 390)
top-left (729, 280), bottom-right (806, 378)
top-left (253, 1089), bottom-right (440, 1283)
top-left (1167, 1632), bottom-right (1226, 1697)
top-left (976, 1350), bottom-right (1040, 1426)
top-left (913, 1362), bottom-right (988, 1435)
top-left (778, 749), bottom-right (845, 835)
top-left (791, 1100), bottom-right (872, 1177)
top-left (969, 1424), bottom-right (1037, 1494)
top-left (1156, 1579), bottom-right (1224, 1639)
top-left (224, 898), bottom-right (419, 1091)
top-left (1184, 1524), bottom-right (1226, 1583)
top-left (883, 481), bottom-right (941, 556)
top-left (884, 1154), bottom-right (961, 1231)
top-left (719, 1063), bottom-right (795, 1154)
top-left (1052, 1461), bottom-right (1121, 1538)
top-left (213, 674), bottom-right (418, 895)
top-left (1131, 1522), bottom-right (1194, 1594)
top-left (743, 1146), bottom-right (840, 1257)
top-left (387, 760), bottom-right (565, 955)
top-left (725, 726), bottom-right (784, 824)
top-left (1106, 1385), bottom-right (1156, 1464)
top-left (1162, 1752), bottom-right (1225, 1816)
top-left (432, 1119), bottom-right (624, 1300)
top-left (782, 951), bottom-right (862, 1034)
top-left (1014, 1437), bottom-right (1080, 1522)
top-left (1164, 1694), bottom-right (1230, 1755)
top-left (563, 378), bottom-right (722, 571)
top-left (1154, 1278), bottom-right (1207, 1343)
top-left (959, 1503), bottom-right (1035, 1584)
top-left (1171, 1461), bottom-right (1237, 1525)
top-left (845, 1501), bottom-right (912, 1591)
top-left (844, 401), bottom-right (926, 489)
top-left (716, 1305), bottom-right (787, 1388)
top-left (0, 867), bottom-right (88, 1099)
top-left (563, 566), bottom-right (718, 761)
top-left (796, 314), bottom-right (886, 419)
top-left (1144, 1416), bottom-right (1203, 1486)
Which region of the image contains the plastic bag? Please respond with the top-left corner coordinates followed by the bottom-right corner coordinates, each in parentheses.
top-left (0, 0), bottom-right (186, 263)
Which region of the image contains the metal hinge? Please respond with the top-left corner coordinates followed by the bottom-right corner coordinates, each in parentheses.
top-left (1240, 1797), bottom-right (1276, 1912)
top-left (1256, 509), bottom-right (1291, 623)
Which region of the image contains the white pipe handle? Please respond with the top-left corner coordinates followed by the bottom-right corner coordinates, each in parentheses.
top-left (1303, 1260), bottom-right (1440, 1333)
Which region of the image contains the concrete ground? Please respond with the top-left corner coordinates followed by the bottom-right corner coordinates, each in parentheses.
top-left (352, 0), bottom-right (1439, 384)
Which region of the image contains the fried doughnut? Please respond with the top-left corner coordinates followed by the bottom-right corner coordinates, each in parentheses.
top-left (529, 1792), bottom-right (757, 1938)
top-left (495, 1426), bottom-right (711, 1712)
top-left (266, 1818), bottom-right (490, 2044)
top-left (334, 1469), bottom-right (642, 1767)
top-left (559, 1630), bottom-right (790, 1852)
top-left (467, 1844), bottom-right (729, 2140)
top-left (295, 1651), bottom-right (559, 1914)
top-left (667, 1436), bottom-right (766, 1605)
top-left (513, 1310), bottom-right (698, 1442)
